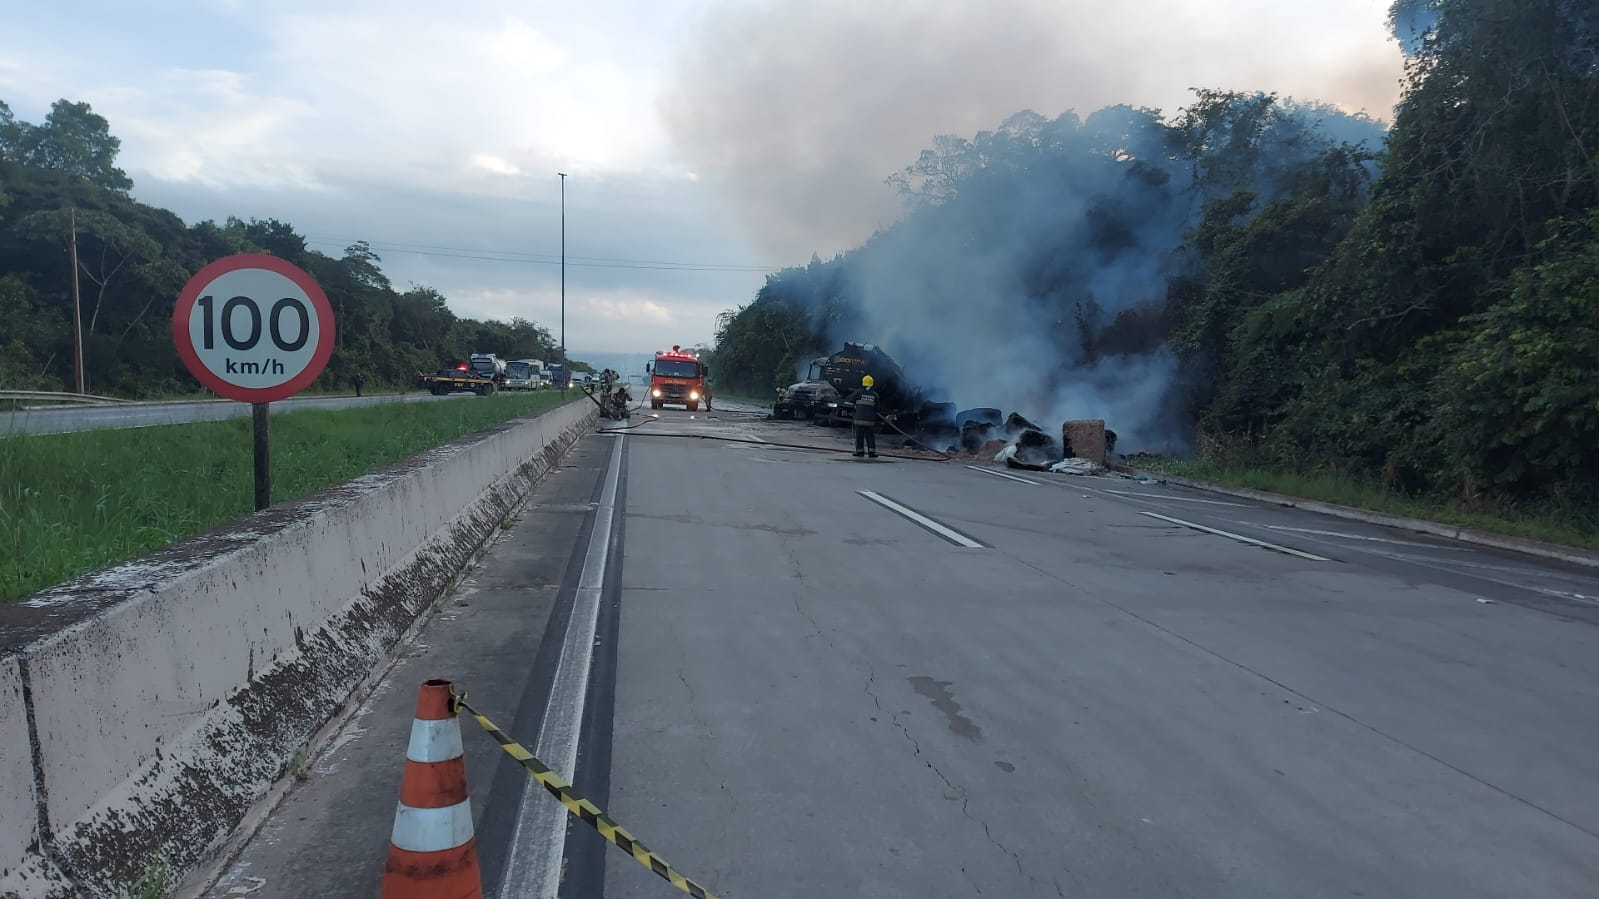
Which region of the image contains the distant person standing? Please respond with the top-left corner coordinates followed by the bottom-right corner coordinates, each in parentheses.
top-left (353, 372), bottom-right (366, 397)
top-left (847, 375), bottom-right (879, 458)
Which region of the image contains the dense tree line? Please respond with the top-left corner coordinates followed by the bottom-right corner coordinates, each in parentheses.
top-left (712, 0), bottom-right (1597, 517)
top-left (0, 99), bottom-right (580, 397)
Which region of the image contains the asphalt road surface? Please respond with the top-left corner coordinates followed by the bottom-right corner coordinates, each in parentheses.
top-left (0, 391), bottom-right (457, 436)
top-left (201, 401), bottom-right (1599, 899)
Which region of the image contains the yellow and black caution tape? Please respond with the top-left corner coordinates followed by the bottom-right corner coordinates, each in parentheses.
top-left (450, 691), bottom-right (718, 899)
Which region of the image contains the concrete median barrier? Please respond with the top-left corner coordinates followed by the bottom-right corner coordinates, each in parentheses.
top-left (0, 658), bottom-right (40, 886)
top-left (0, 400), bottom-right (597, 897)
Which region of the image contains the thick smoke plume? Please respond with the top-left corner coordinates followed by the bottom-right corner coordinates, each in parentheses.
top-left (667, 0), bottom-right (1400, 450)
top-left (664, 0), bottom-right (1402, 259)
top-left (831, 105), bottom-right (1383, 449)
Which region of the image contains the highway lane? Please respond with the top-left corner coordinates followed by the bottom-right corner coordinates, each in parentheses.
top-left (605, 413), bottom-right (1599, 898)
top-left (199, 404), bottom-right (1599, 898)
top-left (0, 391), bottom-right (459, 436)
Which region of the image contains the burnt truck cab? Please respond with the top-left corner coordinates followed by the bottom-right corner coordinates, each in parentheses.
top-left (773, 359), bottom-right (840, 420)
top-left (647, 346), bottom-right (710, 411)
top-left (774, 343), bottom-right (920, 430)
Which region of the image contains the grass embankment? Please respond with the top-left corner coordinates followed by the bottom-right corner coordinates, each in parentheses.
top-left (1135, 457), bottom-right (1599, 552)
top-left (0, 392), bottom-right (573, 602)
top-left (711, 393), bottom-right (776, 408)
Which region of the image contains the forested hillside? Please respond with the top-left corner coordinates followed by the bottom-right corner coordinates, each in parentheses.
top-left (0, 99), bottom-right (576, 396)
top-left (711, 0), bottom-right (1597, 516)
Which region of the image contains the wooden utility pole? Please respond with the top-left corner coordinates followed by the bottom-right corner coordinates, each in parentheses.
top-left (69, 208), bottom-right (85, 394)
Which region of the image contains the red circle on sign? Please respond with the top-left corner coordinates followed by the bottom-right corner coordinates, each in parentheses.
top-left (172, 253), bottom-right (336, 403)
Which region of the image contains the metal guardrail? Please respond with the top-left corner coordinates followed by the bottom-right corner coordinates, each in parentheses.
top-left (0, 389), bottom-right (133, 406)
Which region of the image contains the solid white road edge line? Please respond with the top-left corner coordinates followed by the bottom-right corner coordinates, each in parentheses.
top-left (965, 465), bottom-right (1041, 485)
top-left (1261, 523), bottom-right (1468, 550)
top-left (858, 490), bottom-right (984, 548)
top-left (498, 433), bottom-right (625, 899)
top-left (1137, 510), bottom-right (1331, 562)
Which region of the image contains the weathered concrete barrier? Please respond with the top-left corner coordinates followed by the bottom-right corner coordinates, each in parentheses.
top-left (0, 400), bottom-right (597, 897)
top-left (0, 658), bottom-right (44, 890)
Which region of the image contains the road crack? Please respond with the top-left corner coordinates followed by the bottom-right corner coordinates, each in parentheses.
top-left (785, 547), bottom-right (837, 649)
top-left (793, 596), bottom-right (826, 640)
top-left (676, 652), bottom-right (728, 889)
top-left (864, 664), bottom-right (1050, 895)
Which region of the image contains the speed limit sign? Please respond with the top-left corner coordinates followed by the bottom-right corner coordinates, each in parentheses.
top-left (172, 253), bottom-right (335, 403)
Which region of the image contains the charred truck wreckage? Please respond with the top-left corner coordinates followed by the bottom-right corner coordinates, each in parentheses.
top-left (770, 342), bottom-right (1116, 471)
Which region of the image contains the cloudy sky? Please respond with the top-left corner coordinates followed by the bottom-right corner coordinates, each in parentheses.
top-left (0, 0), bottom-right (1407, 359)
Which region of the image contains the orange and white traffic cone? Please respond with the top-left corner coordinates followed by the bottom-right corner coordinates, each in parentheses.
top-left (380, 679), bottom-right (483, 899)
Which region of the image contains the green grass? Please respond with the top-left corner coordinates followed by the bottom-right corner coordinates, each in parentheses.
top-left (130, 387), bottom-right (354, 402)
top-left (1135, 457), bottom-right (1599, 551)
top-left (117, 854), bottom-right (173, 899)
top-left (712, 393), bottom-right (777, 407)
top-left (0, 392), bottom-right (573, 602)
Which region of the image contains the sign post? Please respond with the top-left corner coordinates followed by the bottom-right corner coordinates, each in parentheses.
top-left (252, 403), bottom-right (271, 509)
top-left (172, 254), bottom-right (335, 511)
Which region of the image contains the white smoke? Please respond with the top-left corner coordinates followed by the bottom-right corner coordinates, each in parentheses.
top-left (667, 0), bottom-right (1402, 450)
top-left (663, 0), bottom-right (1403, 260)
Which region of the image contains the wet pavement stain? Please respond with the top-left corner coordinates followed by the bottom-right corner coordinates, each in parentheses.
top-left (908, 675), bottom-right (982, 739)
top-left (994, 760), bottom-right (1015, 773)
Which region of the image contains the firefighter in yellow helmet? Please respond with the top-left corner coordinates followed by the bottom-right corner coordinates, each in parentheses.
top-left (846, 374), bottom-right (879, 457)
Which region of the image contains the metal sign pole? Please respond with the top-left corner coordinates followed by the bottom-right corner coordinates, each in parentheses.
top-left (252, 402), bottom-right (271, 511)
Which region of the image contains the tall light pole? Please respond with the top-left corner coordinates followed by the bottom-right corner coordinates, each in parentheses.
top-left (558, 172), bottom-right (566, 361)
top-left (69, 208), bottom-right (85, 394)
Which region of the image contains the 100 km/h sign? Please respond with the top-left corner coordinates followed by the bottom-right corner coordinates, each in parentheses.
top-left (172, 253), bottom-right (335, 403)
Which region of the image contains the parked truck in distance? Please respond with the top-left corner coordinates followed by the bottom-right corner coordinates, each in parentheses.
top-left (418, 352), bottom-right (515, 396)
top-left (547, 363), bottom-right (571, 390)
top-left (468, 354), bottom-right (508, 388)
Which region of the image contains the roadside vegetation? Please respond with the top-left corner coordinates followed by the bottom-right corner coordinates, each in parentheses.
top-left (0, 99), bottom-right (590, 397)
top-left (1136, 456), bottom-right (1599, 552)
top-left (116, 854), bottom-right (173, 899)
top-left (709, 0), bottom-right (1598, 544)
top-left (711, 392), bottom-right (780, 408)
top-left (0, 392), bottom-right (571, 602)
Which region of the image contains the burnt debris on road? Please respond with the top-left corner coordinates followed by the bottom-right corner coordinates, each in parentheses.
top-left (767, 341), bottom-right (1124, 475)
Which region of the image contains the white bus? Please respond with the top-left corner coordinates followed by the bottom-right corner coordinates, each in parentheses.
top-left (505, 359), bottom-right (545, 390)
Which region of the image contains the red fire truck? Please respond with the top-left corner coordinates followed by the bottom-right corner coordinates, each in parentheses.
top-left (647, 345), bottom-right (711, 411)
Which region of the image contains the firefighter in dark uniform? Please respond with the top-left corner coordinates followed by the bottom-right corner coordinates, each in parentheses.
top-left (848, 375), bottom-right (879, 458)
